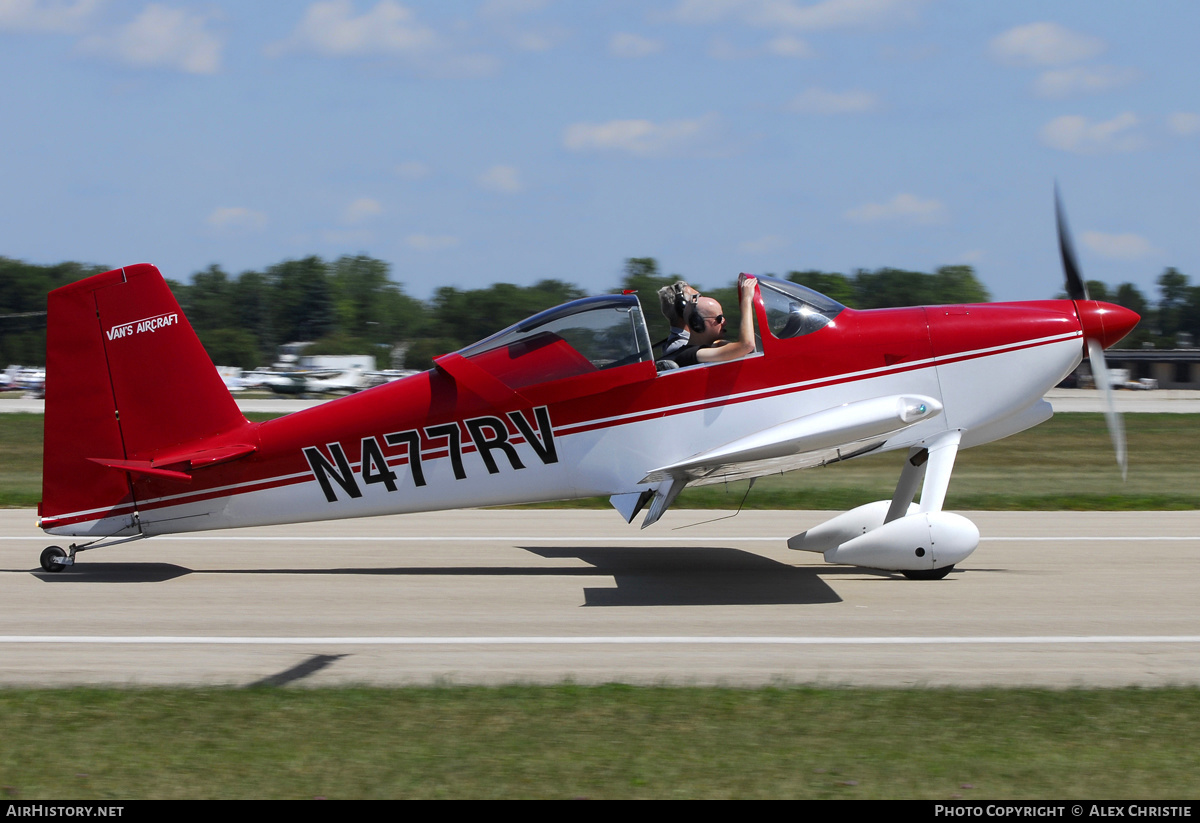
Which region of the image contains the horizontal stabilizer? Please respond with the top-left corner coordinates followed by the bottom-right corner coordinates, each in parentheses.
top-left (640, 394), bottom-right (942, 487)
top-left (150, 442), bottom-right (257, 469)
top-left (86, 443), bottom-right (257, 483)
top-left (87, 459), bottom-right (192, 482)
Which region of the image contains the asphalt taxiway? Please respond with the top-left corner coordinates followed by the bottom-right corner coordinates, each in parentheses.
top-left (2, 509), bottom-right (1198, 688)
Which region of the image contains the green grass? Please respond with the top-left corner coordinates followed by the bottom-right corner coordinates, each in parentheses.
top-left (5, 411), bottom-right (1199, 509)
top-left (1, 686), bottom-right (1198, 799)
top-left (538, 412), bottom-right (1200, 511)
top-left (0, 413), bottom-right (280, 508)
top-left (0, 414), bottom-right (43, 508)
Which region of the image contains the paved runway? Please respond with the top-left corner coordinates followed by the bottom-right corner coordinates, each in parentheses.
top-left (3, 509), bottom-right (1198, 688)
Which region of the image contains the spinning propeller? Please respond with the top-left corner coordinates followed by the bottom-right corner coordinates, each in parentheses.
top-left (1055, 185), bottom-right (1128, 480)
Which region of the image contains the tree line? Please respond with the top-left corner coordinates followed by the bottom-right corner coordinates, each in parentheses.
top-left (0, 254), bottom-right (1194, 370)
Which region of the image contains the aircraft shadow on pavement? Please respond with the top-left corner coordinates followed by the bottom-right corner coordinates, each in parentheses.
top-left (30, 562), bottom-right (191, 583)
top-left (24, 546), bottom-right (911, 605)
top-left (522, 545), bottom-right (842, 606)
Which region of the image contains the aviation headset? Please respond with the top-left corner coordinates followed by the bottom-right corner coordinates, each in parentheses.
top-left (673, 282), bottom-right (707, 334)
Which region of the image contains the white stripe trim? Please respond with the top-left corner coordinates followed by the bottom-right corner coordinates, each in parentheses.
top-left (1, 635), bottom-right (1197, 646)
top-left (556, 331), bottom-right (1081, 434)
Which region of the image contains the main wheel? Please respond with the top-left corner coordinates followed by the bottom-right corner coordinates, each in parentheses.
top-left (902, 564), bottom-right (954, 581)
top-left (40, 546), bottom-right (67, 573)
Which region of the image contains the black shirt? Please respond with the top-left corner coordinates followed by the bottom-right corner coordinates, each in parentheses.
top-left (666, 343), bottom-right (705, 368)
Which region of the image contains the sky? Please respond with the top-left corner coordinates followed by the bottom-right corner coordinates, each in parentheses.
top-left (1, 0), bottom-right (1197, 303)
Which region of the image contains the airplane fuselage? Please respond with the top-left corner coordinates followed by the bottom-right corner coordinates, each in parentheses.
top-left (42, 296), bottom-right (1107, 539)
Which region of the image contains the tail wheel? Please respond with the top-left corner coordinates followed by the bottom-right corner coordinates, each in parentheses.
top-left (40, 546), bottom-right (67, 573)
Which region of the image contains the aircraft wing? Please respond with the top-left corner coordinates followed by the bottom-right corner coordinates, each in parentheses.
top-left (633, 394), bottom-right (943, 527)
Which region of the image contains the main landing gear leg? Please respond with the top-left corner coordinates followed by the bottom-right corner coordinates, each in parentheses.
top-left (902, 430), bottom-right (963, 580)
top-left (885, 445), bottom-right (928, 524)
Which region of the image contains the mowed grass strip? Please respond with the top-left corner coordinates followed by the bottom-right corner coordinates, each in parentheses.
top-left (0, 413), bottom-right (43, 508)
top-left (0, 413), bottom-right (281, 508)
top-left (3, 412), bottom-right (1198, 510)
top-left (534, 412), bottom-right (1200, 510)
top-left (1, 686), bottom-right (1198, 799)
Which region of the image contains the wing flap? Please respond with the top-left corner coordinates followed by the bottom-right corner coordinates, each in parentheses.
top-left (640, 394), bottom-right (943, 487)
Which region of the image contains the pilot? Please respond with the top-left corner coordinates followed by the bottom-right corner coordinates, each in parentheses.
top-left (657, 280), bottom-right (701, 358)
top-left (666, 275), bottom-right (758, 367)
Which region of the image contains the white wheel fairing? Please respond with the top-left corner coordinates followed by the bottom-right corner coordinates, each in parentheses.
top-left (824, 511), bottom-right (980, 571)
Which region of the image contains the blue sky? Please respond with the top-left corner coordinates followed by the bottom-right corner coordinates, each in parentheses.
top-left (2, 0), bottom-right (1197, 302)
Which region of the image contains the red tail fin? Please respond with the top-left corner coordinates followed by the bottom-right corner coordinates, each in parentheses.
top-left (41, 264), bottom-right (248, 530)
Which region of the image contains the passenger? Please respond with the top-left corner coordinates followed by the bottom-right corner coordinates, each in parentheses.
top-left (666, 275), bottom-right (758, 367)
top-left (656, 280), bottom-right (701, 358)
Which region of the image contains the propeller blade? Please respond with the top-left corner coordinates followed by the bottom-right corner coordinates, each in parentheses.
top-left (1087, 338), bottom-right (1128, 481)
top-left (1058, 187), bottom-right (1126, 478)
top-left (1055, 184), bottom-right (1089, 301)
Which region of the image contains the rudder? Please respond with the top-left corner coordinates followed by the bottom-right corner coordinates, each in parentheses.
top-left (41, 264), bottom-right (248, 532)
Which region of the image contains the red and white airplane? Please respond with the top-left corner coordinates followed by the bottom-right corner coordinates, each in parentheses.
top-left (36, 196), bottom-right (1138, 579)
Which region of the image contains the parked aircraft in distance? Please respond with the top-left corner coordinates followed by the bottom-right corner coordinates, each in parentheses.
top-left (2, 365), bottom-right (45, 397)
top-left (36, 194), bottom-right (1137, 579)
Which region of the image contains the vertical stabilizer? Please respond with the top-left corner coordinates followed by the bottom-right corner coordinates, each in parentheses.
top-left (41, 264), bottom-right (248, 530)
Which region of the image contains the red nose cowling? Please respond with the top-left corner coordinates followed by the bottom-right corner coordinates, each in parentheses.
top-left (1076, 301), bottom-right (1140, 350)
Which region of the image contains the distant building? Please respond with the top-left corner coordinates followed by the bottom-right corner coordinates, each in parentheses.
top-left (299, 354), bottom-right (376, 371)
top-left (1068, 349), bottom-right (1200, 390)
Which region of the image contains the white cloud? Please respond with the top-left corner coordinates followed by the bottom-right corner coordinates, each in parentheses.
top-left (479, 0), bottom-right (551, 17)
top-left (271, 0), bottom-right (437, 58)
top-left (739, 234), bottom-right (789, 254)
top-left (563, 114), bottom-right (720, 157)
top-left (1168, 112), bottom-right (1200, 136)
top-left (478, 0), bottom-right (567, 52)
top-left (80, 4), bottom-right (222, 74)
top-left (405, 234), bottom-right (459, 251)
top-left (510, 28), bottom-right (567, 52)
top-left (708, 33), bottom-right (813, 59)
top-left (0, 0), bottom-right (99, 32)
top-left (787, 87), bottom-right (876, 113)
top-left (270, 1), bottom-right (497, 75)
top-left (394, 160), bottom-right (431, 178)
top-left (1032, 65), bottom-right (1138, 98)
top-left (670, 0), bottom-right (923, 31)
top-left (206, 207), bottom-right (267, 233)
top-left (610, 32), bottom-right (663, 58)
top-left (707, 37), bottom-right (750, 59)
top-left (1081, 231), bottom-right (1157, 261)
top-left (343, 197), bottom-right (383, 223)
top-left (1039, 112), bottom-right (1144, 154)
top-left (989, 22), bottom-right (1105, 67)
top-left (765, 34), bottom-right (814, 57)
top-left (844, 193), bottom-right (946, 224)
top-left (478, 165), bottom-right (523, 193)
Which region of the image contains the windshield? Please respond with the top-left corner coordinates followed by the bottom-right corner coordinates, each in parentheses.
top-left (458, 294), bottom-right (654, 371)
top-left (756, 275), bottom-right (845, 340)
